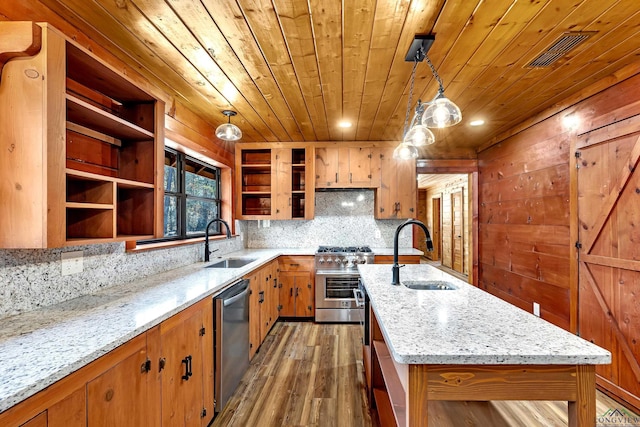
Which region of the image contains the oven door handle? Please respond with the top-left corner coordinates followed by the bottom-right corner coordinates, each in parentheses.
top-left (316, 270), bottom-right (360, 277)
top-left (353, 289), bottom-right (365, 307)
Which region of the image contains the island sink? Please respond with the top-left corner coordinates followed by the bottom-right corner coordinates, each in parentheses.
top-left (205, 258), bottom-right (257, 269)
top-left (403, 280), bottom-right (457, 290)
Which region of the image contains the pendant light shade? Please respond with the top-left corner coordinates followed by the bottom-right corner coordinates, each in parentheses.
top-left (215, 110), bottom-right (242, 141)
top-left (421, 91), bottom-right (462, 128)
top-left (393, 141), bottom-right (419, 160)
top-left (404, 124), bottom-right (435, 147)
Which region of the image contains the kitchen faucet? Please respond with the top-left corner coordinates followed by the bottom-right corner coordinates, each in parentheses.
top-left (204, 218), bottom-right (232, 262)
top-left (392, 219), bottom-right (434, 285)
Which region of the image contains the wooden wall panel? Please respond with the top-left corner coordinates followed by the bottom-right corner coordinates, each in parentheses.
top-left (479, 117), bottom-right (572, 328)
top-left (479, 66), bottom-right (640, 410)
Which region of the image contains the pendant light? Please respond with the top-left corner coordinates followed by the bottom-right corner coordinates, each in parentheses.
top-left (393, 34), bottom-right (462, 159)
top-left (215, 110), bottom-right (242, 141)
top-left (420, 54), bottom-right (462, 128)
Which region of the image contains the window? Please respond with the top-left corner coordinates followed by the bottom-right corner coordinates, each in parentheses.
top-left (163, 148), bottom-right (222, 239)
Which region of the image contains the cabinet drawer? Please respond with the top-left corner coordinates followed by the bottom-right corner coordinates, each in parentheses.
top-left (278, 256), bottom-right (314, 272)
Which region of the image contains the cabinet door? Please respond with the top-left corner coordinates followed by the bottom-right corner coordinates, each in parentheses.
top-left (21, 412), bottom-right (47, 427)
top-left (199, 298), bottom-right (214, 427)
top-left (265, 262), bottom-right (279, 335)
top-left (247, 268), bottom-right (263, 359)
top-left (376, 148), bottom-right (416, 219)
top-left (347, 147), bottom-right (373, 187)
top-left (160, 306), bottom-right (206, 427)
top-left (294, 272), bottom-right (314, 318)
top-left (396, 157), bottom-right (416, 218)
top-left (278, 271), bottom-right (296, 317)
top-left (315, 147), bottom-right (339, 188)
top-left (259, 264), bottom-right (274, 342)
top-left (86, 336), bottom-right (152, 426)
top-left (273, 149), bottom-right (292, 219)
top-left (48, 387), bottom-right (86, 427)
top-left (376, 148), bottom-right (397, 219)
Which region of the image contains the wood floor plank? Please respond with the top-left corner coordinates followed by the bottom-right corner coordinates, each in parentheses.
top-left (212, 321), bottom-right (638, 427)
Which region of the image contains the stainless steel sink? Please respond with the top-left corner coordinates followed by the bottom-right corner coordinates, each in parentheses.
top-left (403, 280), bottom-right (458, 290)
top-left (205, 258), bottom-right (258, 269)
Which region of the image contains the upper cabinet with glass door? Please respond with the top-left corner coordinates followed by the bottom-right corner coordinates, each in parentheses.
top-left (0, 22), bottom-right (164, 248)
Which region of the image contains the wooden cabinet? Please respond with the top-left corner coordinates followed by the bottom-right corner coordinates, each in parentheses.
top-left (0, 22), bottom-right (163, 248)
top-left (278, 256), bottom-right (314, 318)
top-left (0, 300), bottom-right (215, 427)
top-left (20, 413), bottom-right (47, 427)
top-left (159, 298), bottom-right (213, 427)
top-left (315, 147), bottom-right (379, 188)
top-left (246, 260), bottom-right (279, 360)
top-left (236, 146), bottom-right (314, 220)
top-left (0, 331), bottom-right (160, 427)
top-left (86, 333), bottom-right (157, 426)
top-left (375, 148), bottom-right (417, 219)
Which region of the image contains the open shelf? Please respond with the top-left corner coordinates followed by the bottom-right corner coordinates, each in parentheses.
top-left (241, 149), bottom-right (271, 165)
top-left (372, 340), bottom-right (406, 427)
top-left (66, 94), bottom-right (154, 141)
top-left (66, 208), bottom-right (114, 240)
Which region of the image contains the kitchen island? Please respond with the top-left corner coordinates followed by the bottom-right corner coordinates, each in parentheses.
top-left (357, 264), bottom-right (611, 427)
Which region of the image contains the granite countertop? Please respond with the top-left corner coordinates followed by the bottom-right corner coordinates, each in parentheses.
top-left (358, 264), bottom-right (611, 366)
top-left (0, 246), bottom-right (414, 413)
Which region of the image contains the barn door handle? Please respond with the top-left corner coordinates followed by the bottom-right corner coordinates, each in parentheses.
top-left (181, 355), bottom-right (192, 380)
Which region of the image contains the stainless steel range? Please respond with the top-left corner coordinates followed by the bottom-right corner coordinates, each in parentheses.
top-left (315, 246), bottom-right (374, 323)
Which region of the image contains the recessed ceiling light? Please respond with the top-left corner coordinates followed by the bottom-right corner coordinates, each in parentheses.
top-left (469, 119), bottom-right (485, 126)
top-left (338, 121), bottom-right (352, 128)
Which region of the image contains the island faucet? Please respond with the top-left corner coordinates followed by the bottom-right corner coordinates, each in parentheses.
top-left (204, 218), bottom-right (232, 262)
top-left (392, 219), bottom-right (434, 286)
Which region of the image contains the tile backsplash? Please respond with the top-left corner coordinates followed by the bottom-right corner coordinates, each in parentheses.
top-left (0, 190), bottom-right (413, 319)
top-left (0, 237), bottom-right (242, 319)
top-left (244, 190), bottom-right (412, 248)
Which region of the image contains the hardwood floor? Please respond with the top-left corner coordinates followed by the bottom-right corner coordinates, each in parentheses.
top-left (212, 321), bottom-right (638, 427)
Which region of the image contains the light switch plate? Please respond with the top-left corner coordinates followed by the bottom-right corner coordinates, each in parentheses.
top-left (61, 250), bottom-right (84, 276)
top-left (533, 302), bottom-right (540, 317)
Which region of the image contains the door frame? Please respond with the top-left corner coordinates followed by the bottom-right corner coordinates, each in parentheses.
top-left (416, 160), bottom-right (478, 286)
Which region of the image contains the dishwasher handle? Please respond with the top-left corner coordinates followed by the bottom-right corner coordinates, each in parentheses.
top-left (221, 279), bottom-right (250, 307)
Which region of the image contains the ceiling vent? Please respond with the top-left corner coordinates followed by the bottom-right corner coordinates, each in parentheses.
top-left (526, 31), bottom-right (596, 68)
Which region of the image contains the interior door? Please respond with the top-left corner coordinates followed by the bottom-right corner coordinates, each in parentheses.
top-left (452, 190), bottom-right (464, 273)
top-left (432, 197), bottom-right (441, 261)
top-left (576, 116), bottom-right (640, 409)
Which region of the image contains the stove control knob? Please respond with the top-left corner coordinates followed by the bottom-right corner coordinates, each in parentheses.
top-left (318, 258), bottom-right (325, 264)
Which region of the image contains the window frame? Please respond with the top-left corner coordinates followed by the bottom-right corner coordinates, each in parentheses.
top-left (144, 148), bottom-right (223, 243)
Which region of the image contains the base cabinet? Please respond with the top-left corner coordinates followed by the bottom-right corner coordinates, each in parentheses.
top-left (246, 260), bottom-right (279, 360)
top-left (278, 256), bottom-right (314, 318)
top-left (2, 299), bottom-right (214, 427)
top-left (159, 299), bottom-right (214, 427)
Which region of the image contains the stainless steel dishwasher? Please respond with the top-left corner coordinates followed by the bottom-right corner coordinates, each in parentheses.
top-left (214, 278), bottom-right (250, 413)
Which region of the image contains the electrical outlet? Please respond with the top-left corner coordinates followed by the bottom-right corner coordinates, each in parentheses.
top-left (61, 250), bottom-right (84, 276)
top-left (375, 230), bottom-right (381, 239)
top-left (533, 302), bottom-right (540, 317)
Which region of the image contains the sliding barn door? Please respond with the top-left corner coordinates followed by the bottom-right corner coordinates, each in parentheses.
top-left (577, 115), bottom-right (640, 409)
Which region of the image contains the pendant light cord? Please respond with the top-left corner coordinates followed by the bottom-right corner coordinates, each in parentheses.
top-left (403, 59), bottom-right (418, 138)
top-left (424, 53), bottom-right (445, 93)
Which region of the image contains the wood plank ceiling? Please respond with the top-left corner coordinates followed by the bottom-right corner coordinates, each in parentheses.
top-left (30, 0), bottom-right (640, 158)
